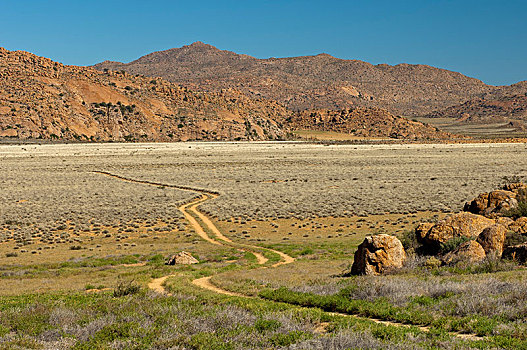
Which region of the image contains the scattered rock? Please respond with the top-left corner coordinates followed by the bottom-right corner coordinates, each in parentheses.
top-left (477, 224), bottom-right (507, 257)
top-left (419, 212), bottom-right (495, 247)
top-left (166, 251), bottom-right (199, 265)
top-left (442, 240), bottom-right (486, 265)
top-left (502, 244), bottom-right (527, 264)
top-left (351, 234), bottom-right (406, 275)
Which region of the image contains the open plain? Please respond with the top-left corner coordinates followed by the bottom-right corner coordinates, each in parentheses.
top-left (1, 141), bottom-right (527, 349)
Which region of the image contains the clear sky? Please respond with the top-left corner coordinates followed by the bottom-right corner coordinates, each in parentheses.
top-left (0, 0), bottom-right (525, 86)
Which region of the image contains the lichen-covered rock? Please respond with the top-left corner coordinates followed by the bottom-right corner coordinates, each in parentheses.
top-left (509, 217), bottom-right (527, 235)
top-left (166, 251), bottom-right (199, 265)
top-left (351, 234), bottom-right (406, 275)
top-left (502, 244), bottom-right (527, 264)
top-left (495, 216), bottom-right (514, 228)
top-left (464, 190), bottom-right (518, 216)
top-left (415, 222), bottom-right (434, 242)
top-left (442, 240), bottom-right (486, 265)
top-left (477, 224), bottom-right (507, 257)
top-left (464, 192), bottom-right (489, 215)
top-left (419, 212), bottom-right (495, 247)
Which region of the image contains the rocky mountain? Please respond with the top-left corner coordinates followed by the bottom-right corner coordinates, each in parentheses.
top-left (0, 47), bottom-right (290, 141)
top-left (94, 41), bottom-right (511, 116)
top-left (0, 47), bottom-right (459, 142)
top-left (283, 107), bottom-right (456, 140)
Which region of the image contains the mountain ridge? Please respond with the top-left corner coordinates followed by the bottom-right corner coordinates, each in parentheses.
top-left (0, 47), bottom-right (453, 142)
top-left (94, 41), bottom-right (522, 116)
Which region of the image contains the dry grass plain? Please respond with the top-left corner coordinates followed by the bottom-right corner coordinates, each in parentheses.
top-left (1, 141), bottom-right (527, 349)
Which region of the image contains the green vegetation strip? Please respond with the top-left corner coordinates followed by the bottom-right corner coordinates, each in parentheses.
top-left (259, 287), bottom-right (514, 339)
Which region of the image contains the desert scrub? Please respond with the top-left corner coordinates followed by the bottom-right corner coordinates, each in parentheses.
top-left (261, 269), bottom-right (527, 339)
top-left (0, 292), bottom-right (324, 350)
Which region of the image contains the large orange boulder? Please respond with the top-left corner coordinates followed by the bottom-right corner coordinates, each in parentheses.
top-left (419, 212), bottom-right (495, 247)
top-left (464, 190), bottom-right (518, 216)
top-left (442, 240), bottom-right (486, 265)
top-left (351, 234), bottom-right (406, 275)
top-left (477, 224), bottom-right (507, 257)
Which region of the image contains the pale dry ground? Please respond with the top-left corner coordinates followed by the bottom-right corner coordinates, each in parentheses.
top-left (1, 141), bottom-right (525, 268)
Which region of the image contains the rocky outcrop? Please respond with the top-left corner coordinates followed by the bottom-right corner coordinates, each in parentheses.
top-left (442, 240), bottom-right (486, 265)
top-left (166, 251), bottom-right (199, 265)
top-left (477, 224), bottom-right (507, 257)
top-left (418, 212), bottom-right (495, 247)
top-left (464, 190), bottom-right (518, 216)
top-left (415, 184), bottom-right (527, 266)
top-left (351, 234), bottom-right (406, 275)
top-left (464, 183), bottom-right (526, 217)
top-left (0, 47), bottom-right (289, 142)
top-left (283, 108), bottom-right (456, 140)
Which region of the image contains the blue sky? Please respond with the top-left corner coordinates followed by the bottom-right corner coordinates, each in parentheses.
top-left (0, 0), bottom-right (525, 86)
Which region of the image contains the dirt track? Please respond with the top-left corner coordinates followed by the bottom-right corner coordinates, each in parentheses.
top-left (95, 171), bottom-right (482, 340)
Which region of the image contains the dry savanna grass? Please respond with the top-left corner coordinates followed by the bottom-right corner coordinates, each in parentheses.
top-left (1, 142), bottom-right (527, 349)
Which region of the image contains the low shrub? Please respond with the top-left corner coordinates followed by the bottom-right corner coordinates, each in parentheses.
top-left (439, 236), bottom-right (473, 254)
top-left (113, 280), bottom-right (140, 297)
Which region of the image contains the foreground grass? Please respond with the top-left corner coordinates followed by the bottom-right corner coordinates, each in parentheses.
top-left (0, 287), bottom-right (484, 350)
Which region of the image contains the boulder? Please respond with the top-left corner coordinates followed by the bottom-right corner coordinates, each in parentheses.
top-left (464, 190), bottom-right (517, 216)
top-left (166, 251), bottom-right (199, 265)
top-left (463, 192), bottom-right (489, 214)
top-left (351, 234), bottom-right (406, 275)
top-left (477, 224), bottom-right (507, 257)
top-left (502, 244), bottom-right (527, 264)
top-left (420, 212), bottom-right (495, 247)
top-left (415, 222), bottom-right (434, 242)
top-left (509, 217), bottom-right (527, 235)
top-left (442, 240), bottom-right (486, 265)
top-left (495, 216), bottom-right (514, 228)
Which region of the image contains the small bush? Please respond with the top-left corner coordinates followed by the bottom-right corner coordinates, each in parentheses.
top-left (505, 230), bottom-right (527, 247)
top-left (113, 280), bottom-right (140, 297)
top-left (439, 236), bottom-right (473, 254)
top-left (504, 189), bottom-right (527, 219)
top-left (398, 230), bottom-right (420, 252)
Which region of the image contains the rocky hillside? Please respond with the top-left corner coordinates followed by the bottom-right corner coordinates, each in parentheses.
top-left (427, 94), bottom-right (527, 128)
top-left (0, 47), bottom-right (457, 142)
top-left (0, 47), bottom-right (290, 142)
top-left (95, 41), bottom-right (505, 116)
top-left (284, 108), bottom-right (455, 139)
